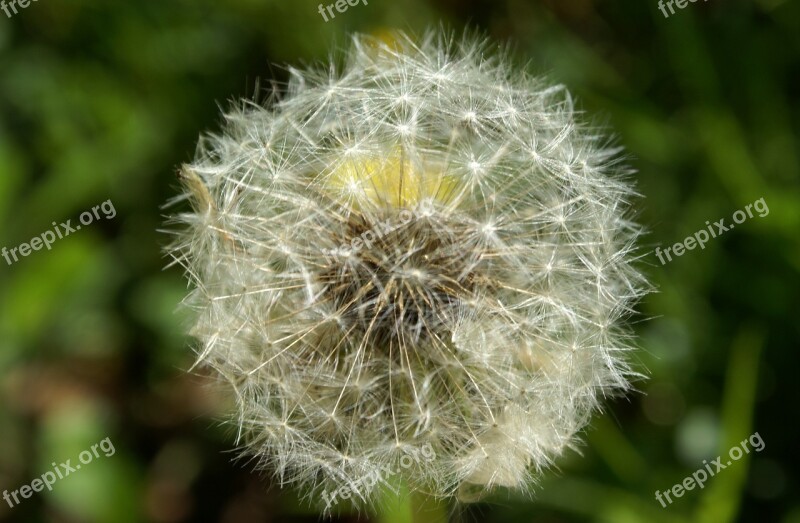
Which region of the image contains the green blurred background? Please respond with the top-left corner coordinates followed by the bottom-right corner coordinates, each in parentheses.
top-left (0, 0), bottom-right (798, 521)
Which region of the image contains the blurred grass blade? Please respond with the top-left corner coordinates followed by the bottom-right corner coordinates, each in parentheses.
top-left (694, 325), bottom-right (764, 523)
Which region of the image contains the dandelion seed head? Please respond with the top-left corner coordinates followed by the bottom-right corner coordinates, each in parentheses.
top-left (167, 29), bottom-right (647, 510)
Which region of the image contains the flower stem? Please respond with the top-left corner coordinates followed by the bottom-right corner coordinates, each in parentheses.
top-left (377, 482), bottom-right (449, 523)
top-left (410, 491), bottom-right (449, 523)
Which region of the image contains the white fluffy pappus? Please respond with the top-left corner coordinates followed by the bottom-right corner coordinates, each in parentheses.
top-left (165, 29), bottom-right (648, 510)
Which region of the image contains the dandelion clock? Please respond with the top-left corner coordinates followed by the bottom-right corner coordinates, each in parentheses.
top-left (166, 29), bottom-right (647, 516)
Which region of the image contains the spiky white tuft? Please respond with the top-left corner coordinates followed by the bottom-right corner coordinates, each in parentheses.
top-left (166, 30), bottom-right (647, 510)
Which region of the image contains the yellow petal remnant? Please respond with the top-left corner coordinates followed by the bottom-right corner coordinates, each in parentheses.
top-left (325, 147), bottom-right (459, 211)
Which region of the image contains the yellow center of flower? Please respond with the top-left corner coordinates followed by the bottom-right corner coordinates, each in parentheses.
top-left (325, 147), bottom-right (458, 211)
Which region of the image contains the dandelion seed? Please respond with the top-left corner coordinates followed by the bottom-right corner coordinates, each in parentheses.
top-left (166, 29), bottom-right (648, 510)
